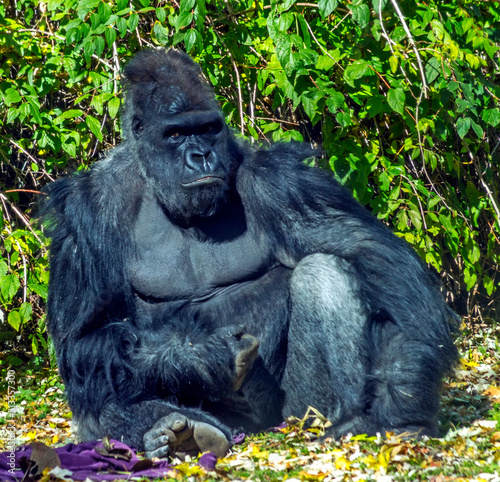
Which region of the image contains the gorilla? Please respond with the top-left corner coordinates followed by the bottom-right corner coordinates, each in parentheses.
top-left (42, 49), bottom-right (458, 459)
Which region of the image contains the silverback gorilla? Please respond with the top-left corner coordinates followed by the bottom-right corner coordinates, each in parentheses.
top-left (42, 49), bottom-right (458, 459)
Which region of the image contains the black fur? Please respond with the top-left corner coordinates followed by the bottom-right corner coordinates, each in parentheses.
top-left (41, 49), bottom-right (458, 453)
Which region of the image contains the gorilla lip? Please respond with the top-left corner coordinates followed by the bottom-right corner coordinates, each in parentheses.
top-left (182, 176), bottom-right (224, 187)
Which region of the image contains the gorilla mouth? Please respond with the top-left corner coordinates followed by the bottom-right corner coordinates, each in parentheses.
top-left (182, 176), bottom-right (224, 188)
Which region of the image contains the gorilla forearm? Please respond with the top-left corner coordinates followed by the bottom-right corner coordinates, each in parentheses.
top-left (60, 323), bottom-right (252, 407)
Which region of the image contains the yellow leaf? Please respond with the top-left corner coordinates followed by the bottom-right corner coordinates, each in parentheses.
top-left (52, 435), bottom-right (59, 444)
top-left (174, 462), bottom-right (205, 476)
top-left (335, 456), bottom-right (350, 470)
top-left (484, 386), bottom-right (500, 399)
top-left (461, 358), bottom-right (478, 368)
top-left (377, 445), bottom-right (392, 470)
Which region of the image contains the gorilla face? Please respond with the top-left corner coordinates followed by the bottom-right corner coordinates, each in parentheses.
top-left (134, 108), bottom-right (237, 222)
top-left (122, 50), bottom-right (240, 223)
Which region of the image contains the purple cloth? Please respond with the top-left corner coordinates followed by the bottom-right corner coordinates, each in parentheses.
top-left (0, 440), bottom-right (172, 481)
top-left (0, 431), bottom-right (249, 480)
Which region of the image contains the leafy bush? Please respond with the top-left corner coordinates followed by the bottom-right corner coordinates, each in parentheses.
top-left (0, 0), bottom-right (499, 364)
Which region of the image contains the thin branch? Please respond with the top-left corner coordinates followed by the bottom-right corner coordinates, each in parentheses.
top-left (302, 14), bottom-right (348, 68)
top-left (0, 193), bottom-right (45, 246)
top-left (466, 150), bottom-right (500, 231)
top-left (402, 174), bottom-right (428, 230)
top-left (388, 0), bottom-right (428, 98)
top-left (230, 57), bottom-right (245, 135)
top-left (9, 140), bottom-right (55, 182)
top-left (112, 41), bottom-right (120, 95)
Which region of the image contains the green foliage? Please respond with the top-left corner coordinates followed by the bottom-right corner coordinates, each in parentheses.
top-left (0, 0), bottom-right (499, 363)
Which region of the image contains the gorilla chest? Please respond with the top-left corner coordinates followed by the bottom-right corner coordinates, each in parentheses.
top-left (129, 195), bottom-right (275, 300)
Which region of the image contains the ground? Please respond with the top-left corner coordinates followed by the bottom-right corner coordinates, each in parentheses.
top-left (1, 326), bottom-right (500, 481)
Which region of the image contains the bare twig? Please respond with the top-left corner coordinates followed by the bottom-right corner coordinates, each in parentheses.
top-left (389, 0), bottom-right (428, 98)
top-left (402, 174), bottom-right (428, 230)
top-left (466, 150), bottom-right (500, 230)
top-left (0, 193), bottom-right (45, 246)
top-left (9, 140), bottom-right (55, 182)
top-left (230, 58), bottom-right (245, 135)
top-left (112, 42), bottom-right (120, 95)
top-left (302, 14), bottom-right (348, 68)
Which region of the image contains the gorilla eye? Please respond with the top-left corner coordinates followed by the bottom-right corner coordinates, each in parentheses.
top-left (201, 121), bottom-right (222, 136)
top-left (164, 129), bottom-right (182, 140)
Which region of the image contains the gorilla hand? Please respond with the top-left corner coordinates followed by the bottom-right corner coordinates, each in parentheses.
top-left (216, 326), bottom-right (260, 390)
top-left (143, 412), bottom-right (231, 460)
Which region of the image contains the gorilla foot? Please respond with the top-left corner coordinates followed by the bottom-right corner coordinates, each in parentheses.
top-left (143, 412), bottom-right (230, 460)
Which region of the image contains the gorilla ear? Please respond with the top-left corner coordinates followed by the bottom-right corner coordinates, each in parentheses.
top-left (132, 116), bottom-right (144, 137)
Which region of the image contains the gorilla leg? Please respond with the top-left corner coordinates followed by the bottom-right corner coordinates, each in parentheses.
top-left (282, 253), bottom-right (442, 437)
top-left (282, 254), bottom-right (372, 432)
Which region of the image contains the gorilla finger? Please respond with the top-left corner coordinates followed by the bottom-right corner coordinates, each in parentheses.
top-left (145, 443), bottom-right (170, 460)
top-left (144, 433), bottom-right (172, 453)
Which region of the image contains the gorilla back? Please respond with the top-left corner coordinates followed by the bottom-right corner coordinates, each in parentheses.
top-left (42, 49), bottom-right (458, 459)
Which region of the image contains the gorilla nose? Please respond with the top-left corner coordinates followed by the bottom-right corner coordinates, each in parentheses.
top-left (185, 150), bottom-right (213, 172)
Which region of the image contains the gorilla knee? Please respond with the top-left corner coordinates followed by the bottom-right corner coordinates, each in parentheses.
top-left (290, 254), bottom-right (365, 317)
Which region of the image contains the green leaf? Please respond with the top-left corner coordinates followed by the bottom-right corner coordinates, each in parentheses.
top-left (483, 276), bottom-right (494, 296)
top-left (389, 55), bottom-right (398, 73)
top-left (470, 120), bottom-right (483, 139)
top-left (425, 57), bottom-right (441, 84)
top-left (343, 60), bottom-right (369, 86)
top-left (0, 260), bottom-right (8, 277)
top-left (366, 96), bottom-right (383, 118)
top-left (483, 108), bottom-right (500, 127)
top-left (456, 117), bottom-right (471, 138)
top-left (372, 0), bottom-right (388, 12)
top-left (4, 88), bottom-right (22, 105)
top-left (180, 0), bottom-right (196, 12)
top-left (156, 7), bottom-right (167, 22)
top-left (127, 13), bottom-right (139, 31)
top-left (62, 139), bottom-right (77, 158)
top-left (19, 302), bottom-right (33, 323)
top-left (408, 210), bottom-right (422, 231)
top-left (116, 17), bottom-right (127, 37)
top-left (94, 35), bottom-right (105, 57)
top-left (336, 111), bottom-right (351, 127)
top-left (105, 27), bottom-right (117, 48)
top-left (464, 266), bottom-right (477, 291)
top-left (153, 22), bottom-right (169, 44)
top-left (318, 0), bottom-right (338, 18)
top-left (431, 19), bottom-right (444, 40)
top-left (173, 11), bottom-right (193, 30)
top-left (54, 109), bottom-right (84, 124)
top-left (108, 97), bottom-right (120, 119)
top-left (461, 17), bottom-right (473, 33)
top-left (1, 274), bottom-right (20, 300)
top-left (184, 29), bottom-right (197, 52)
top-left (351, 1), bottom-right (370, 29)
top-left (29, 283), bottom-right (48, 299)
top-left (274, 34), bottom-right (294, 73)
top-left (8, 311), bottom-right (21, 331)
top-left (387, 88), bottom-right (405, 115)
top-left (326, 91), bottom-right (345, 112)
top-left (316, 55), bottom-right (335, 71)
top-left (86, 115), bottom-right (103, 142)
